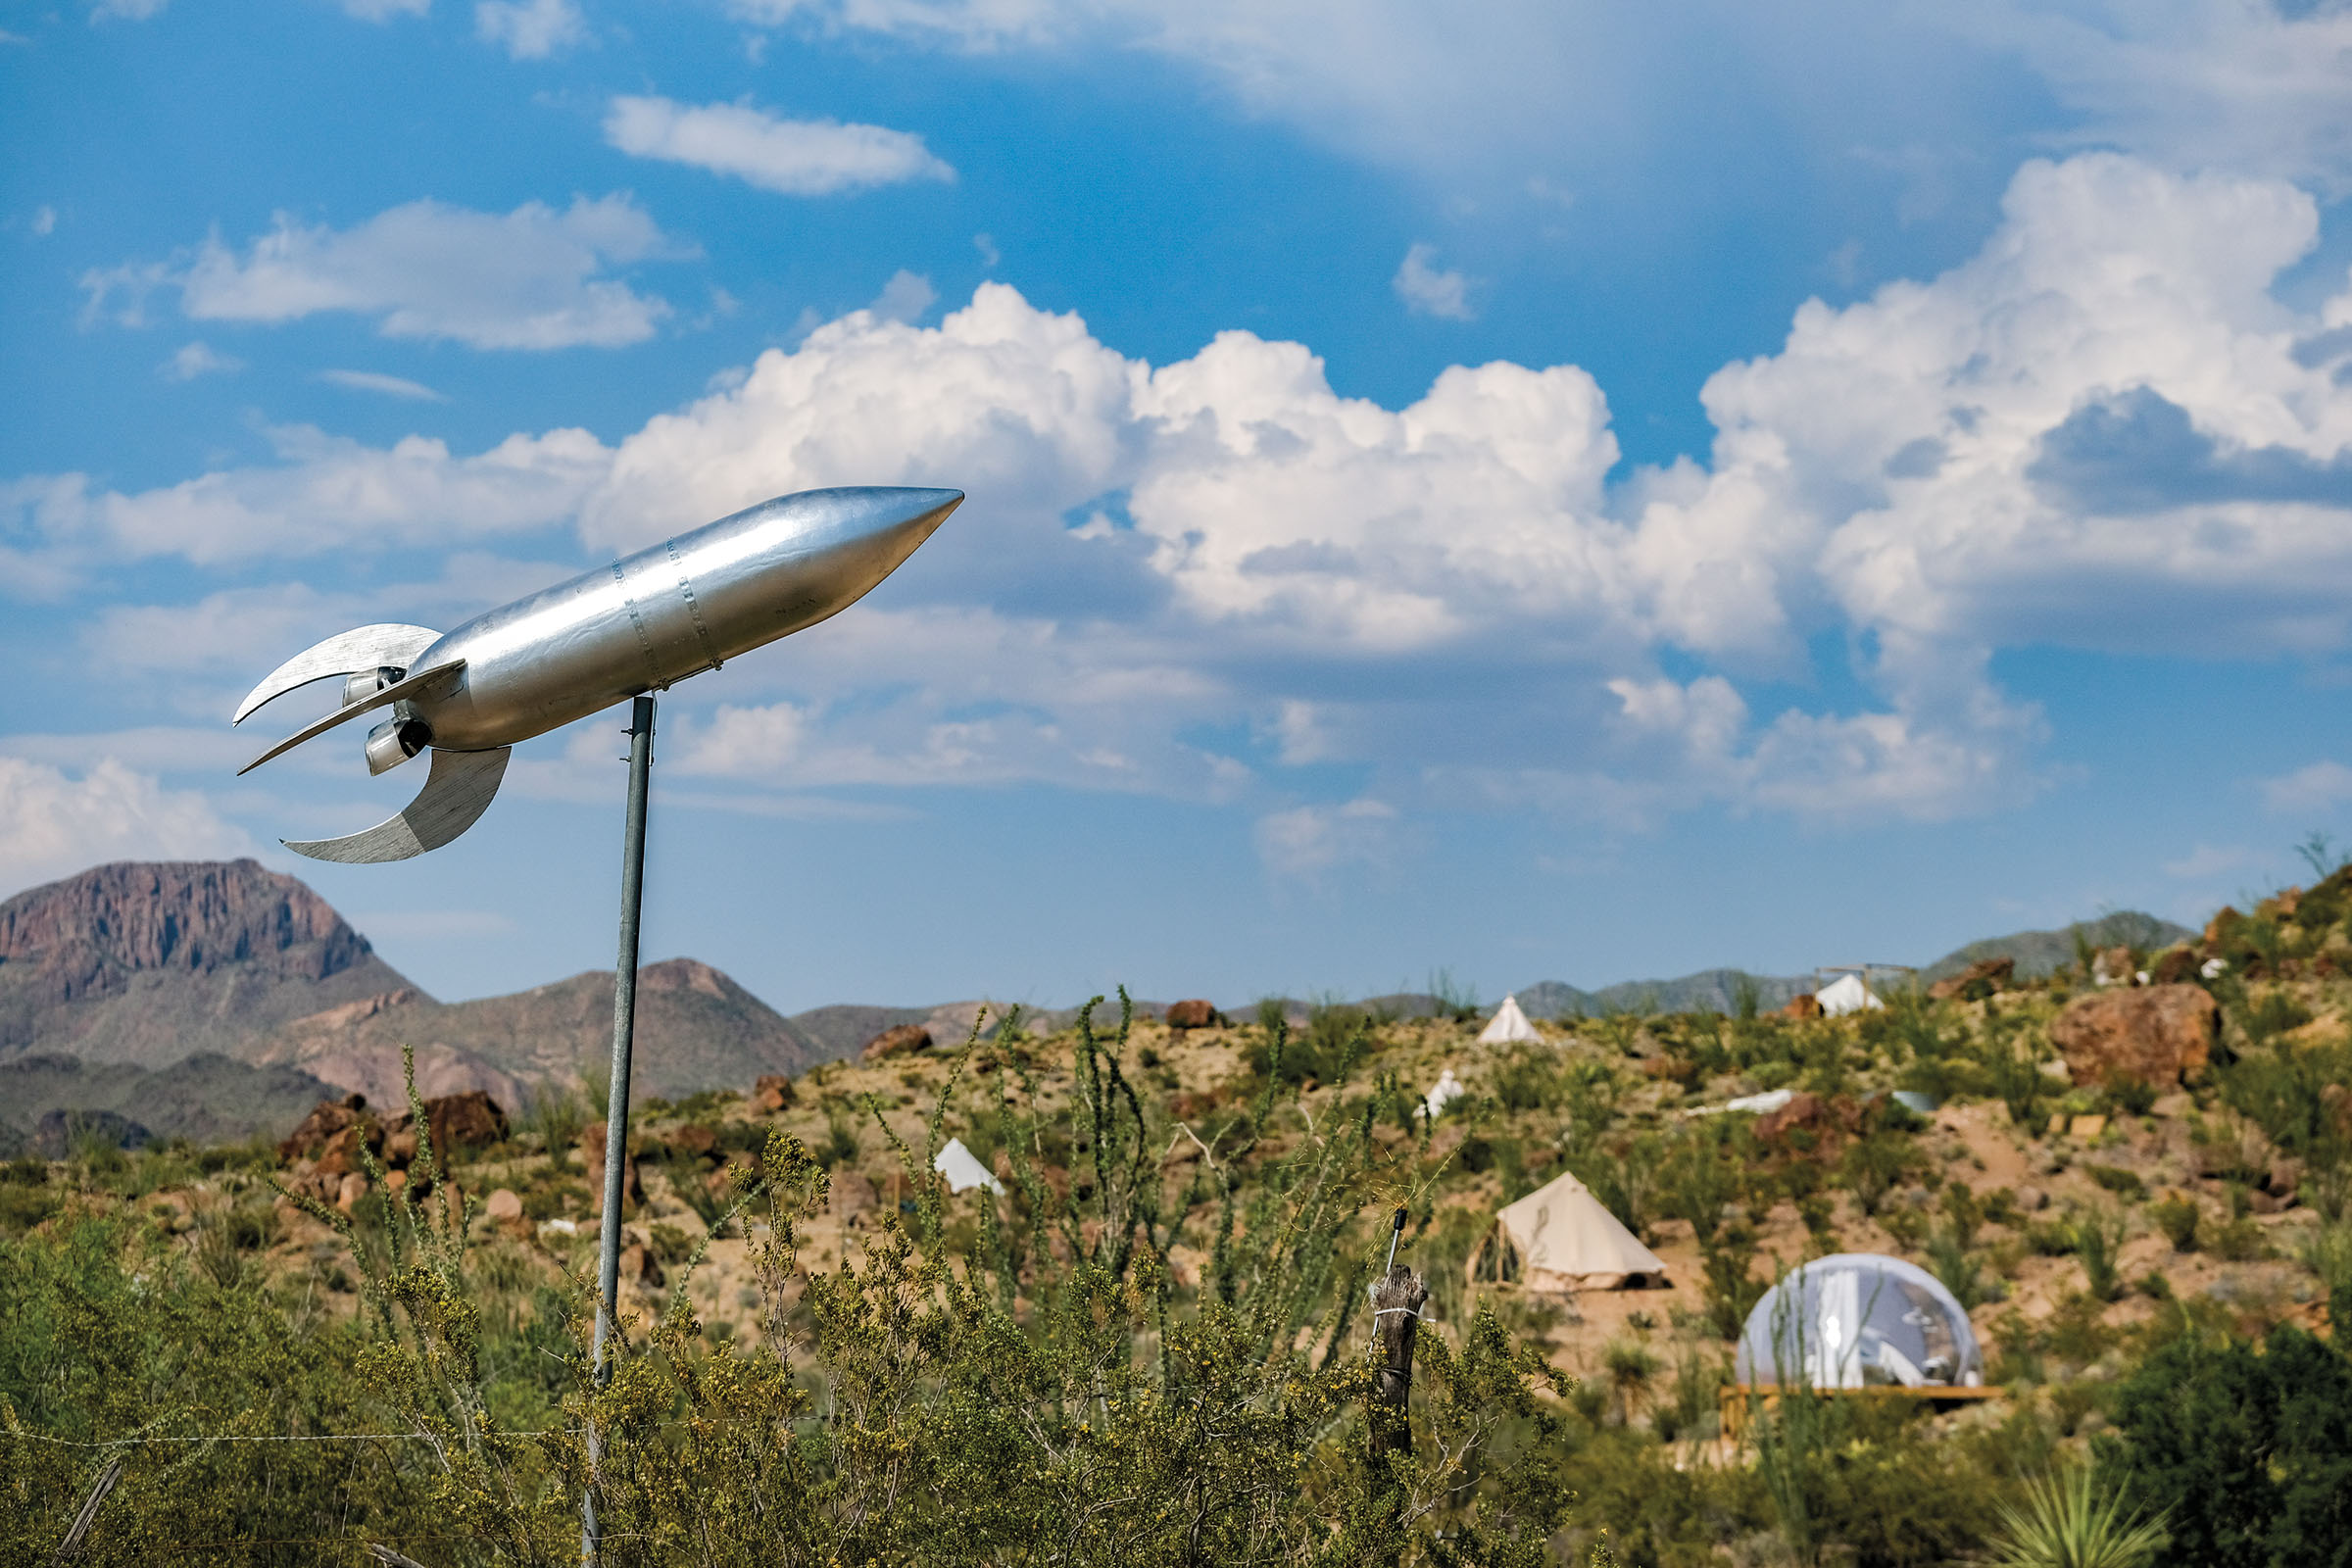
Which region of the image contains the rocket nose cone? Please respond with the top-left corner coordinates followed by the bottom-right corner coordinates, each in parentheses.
top-left (881, 486), bottom-right (962, 547)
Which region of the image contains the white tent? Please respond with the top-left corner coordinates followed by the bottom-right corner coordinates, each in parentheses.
top-left (1477, 994), bottom-right (1541, 1044)
top-left (1816, 973), bottom-right (1885, 1016)
top-left (1423, 1067), bottom-right (1467, 1119)
top-left (932, 1136), bottom-right (1004, 1195)
top-left (1468, 1170), bottom-right (1668, 1291)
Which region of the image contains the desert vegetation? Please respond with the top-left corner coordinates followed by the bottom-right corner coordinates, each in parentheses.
top-left (7, 866), bottom-right (2352, 1565)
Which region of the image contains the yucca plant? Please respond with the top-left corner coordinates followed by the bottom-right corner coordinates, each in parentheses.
top-left (1985, 1464), bottom-right (2166, 1568)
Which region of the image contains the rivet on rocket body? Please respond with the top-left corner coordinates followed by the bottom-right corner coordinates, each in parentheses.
top-left (233, 486), bottom-right (962, 863)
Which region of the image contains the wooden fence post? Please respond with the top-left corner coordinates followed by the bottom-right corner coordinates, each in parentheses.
top-left (49, 1455), bottom-right (122, 1565)
top-left (1368, 1262), bottom-right (1429, 1462)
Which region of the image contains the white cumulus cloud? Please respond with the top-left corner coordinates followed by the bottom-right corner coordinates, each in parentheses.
top-left (475, 0), bottom-right (584, 57)
top-left (1393, 242), bottom-right (1474, 319)
top-left (82, 195), bottom-right (683, 350)
top-left (5, 422), bottom-right (610, 578)
top-left (603, 96), bottom-right (956, 196)
top-left (0, 758), bottom-right (255, 900)
top-left (160, 341), bottom-right (240, 380)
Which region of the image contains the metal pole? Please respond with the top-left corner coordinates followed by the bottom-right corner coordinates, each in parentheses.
top-left (583, 692), bottom-right (655, 1564)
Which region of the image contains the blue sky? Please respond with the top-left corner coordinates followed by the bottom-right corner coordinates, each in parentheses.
top-left (6, 0), bottom-right (2352, 1012)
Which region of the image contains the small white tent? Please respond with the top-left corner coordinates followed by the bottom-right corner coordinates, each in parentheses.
top-left (933, 1137), bottom-right (1004, 1195)
top-left (1816, 973), bottom-right (1885, 1017)
top-left (1468, 1170), bottom-right (1668, 1291)
top-left (1423, 1067), bottom-right (1467, 1119)
top-left (1477, 994), bottom-right (1541, 1044)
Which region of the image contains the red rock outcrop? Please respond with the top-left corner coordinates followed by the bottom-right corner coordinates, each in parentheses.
top-left (1782, 994), bottom-right (1825, 1020)
top-left (2050, 984), bottom-right (2217, 1088)
top-left (862, 1023), bottom-right (932, 1061)
top-left (0, 858), bottom-right (374, 1005)
top-left (1929, 956), bottom-right (2014, 1002)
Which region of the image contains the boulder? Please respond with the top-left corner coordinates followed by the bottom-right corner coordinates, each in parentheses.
top-left (1929, 956), bottom-right (2014, 1002)
top-left (1165, 999), bottom-right (1220, 1030)
top-left (617, 1242), bottom-right (663, 1288)
top-left (666, 1123), bottom-right (718, 1161)
top-left (753, 1073), bottom-right (795, 1112)
top-left (483, 1187), bottom-right (525, 1227)
top-left (861, 1023), bottom-right (932, 1061)
top-left (1754, 1092), bottom-right (1828, 1146)
top-left (1782, 994), bottom-right (1824, 1020)
top-left (423, 1091), bottom-right (509, 1152)
top-left (278, 1093), bottom-right (369, 1162)
top-left (2149, 945), bottom-right (2202, 986)
top-left (580, 1122), bottom-right (644, 1215)
top-left (2049, 984), bottom-right (2217, 1089)
top-left (2091, 946), bottom-right (2137, 987)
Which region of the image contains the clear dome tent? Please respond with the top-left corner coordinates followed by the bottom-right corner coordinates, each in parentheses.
top-left (1733, 1253), bottom-right (1983, 1389)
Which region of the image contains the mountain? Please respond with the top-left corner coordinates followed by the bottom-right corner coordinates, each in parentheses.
top-left (249, 957), bottom-right (832, 1103)
top-left (0, 859), bottom-right (412, 1068)
top-left (0, 860), bottom-right (842, 1134)
top-left (1916, 909), bottom-right (2195, 983)
top-left (1507, 910), bottom-right (2191, 1017)
top-left (0, 1053), bottom-right (339, 1151)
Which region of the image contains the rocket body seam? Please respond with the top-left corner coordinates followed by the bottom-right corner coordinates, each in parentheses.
top-left (665, 537), bottom-right (723, 675)
top-left (611, 561), bottom-right (662, 691)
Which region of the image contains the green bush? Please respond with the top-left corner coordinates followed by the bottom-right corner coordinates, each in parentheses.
top-left (2102, 1324), bottom-right (2352, 1568)
top-left (2152, 1198), bottom-right (2201, 1251)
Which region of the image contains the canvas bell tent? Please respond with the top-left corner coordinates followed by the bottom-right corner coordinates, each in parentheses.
top-left (1468, 1170), bottom-right (1667, 1291)
top-left (1733, 1253), bottom-right (1983, 1388)
top-left (1477, 994), bottom-right (1541, 1043)
top-left (1815, 973), bottom-right (1885, 1017)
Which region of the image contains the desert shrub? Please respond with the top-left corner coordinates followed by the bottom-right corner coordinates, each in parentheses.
top-left (2104, 1072), bottom-right (2160, 1117)
top-left (527, 1080), bottom-right (589, 1158)
top-left (1489, 1044), bottom-right (1558, 1113)
top-left (2102, 1324), bottom-right (2352, 1568)
top-left (1838, 1134), bottom-right (1915, 1217)
top-left (2220, 1038), bottom-right (2352, 1172)
top-left (2304, 1221), bottom-right (2352, 1330)
top-left (1660, 1123), bottom-right (1745, 1246)
top-left (2073, 1205), bottom-right (2129, 1301)
top-left (1984, 1017), bottom-right (2049, 1129)
top-left (1753, 1385), bottom-right (1991, 1567)
top-left (2086, 1163), bottom-right (2146, 1199)
top-left (1925, 1217), bottom-right (1992, 1310)
top-left (2204, 1216), bottom-right (2269, 1263)
top-left (1700, 1223), bottom-right (1768, 1340)
top-left (2152, 1198), bottom-right (2201, 1252)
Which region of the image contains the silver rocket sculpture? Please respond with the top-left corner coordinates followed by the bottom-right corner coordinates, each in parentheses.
top-left (233, 486), bottom-right (962, 862)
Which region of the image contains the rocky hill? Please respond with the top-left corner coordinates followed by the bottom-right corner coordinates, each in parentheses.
top-left (0, 860), bottom-right (841, 1143)
top-left (1510, 912), bottom-right (2192, 1018)
top-left (0, 859), bottom-right (410, 1067)
top-left (247, 957), bottom-right (830, 1104)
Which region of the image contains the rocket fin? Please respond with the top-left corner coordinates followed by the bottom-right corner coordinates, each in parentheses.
top-left (283, 745), bottom-right (511, 864)
top-left (233, 624), bottom-right (442, 725)
top-left (238, 659), bottom-right (466, 776)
